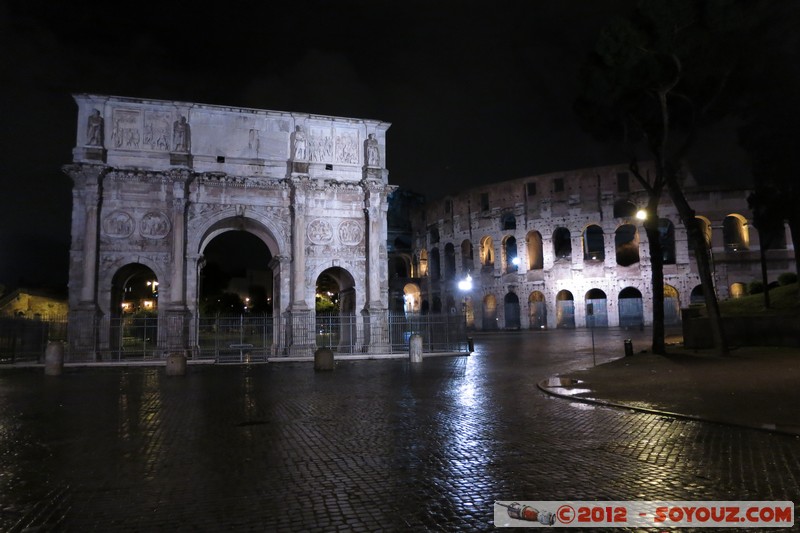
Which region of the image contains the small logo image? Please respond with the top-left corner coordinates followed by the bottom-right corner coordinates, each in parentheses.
top-left (495, 502), bottom-right (556, 525)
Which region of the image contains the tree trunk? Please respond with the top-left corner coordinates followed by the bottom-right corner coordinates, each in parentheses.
top-left (664, 179), bottom-right (729, 355)
top-left (758, 228), bottom-right (771, 309)
top-left (643, 196), bottom-right (666, 355)
top-left (788, 214), bottom-right (800, 299)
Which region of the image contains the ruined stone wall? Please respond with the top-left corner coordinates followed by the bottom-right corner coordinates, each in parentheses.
top-left (412, 164), bottom-right (793, 330)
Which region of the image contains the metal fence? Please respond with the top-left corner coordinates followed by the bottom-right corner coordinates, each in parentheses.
top-left (0, 311), bottom-right (468, 364)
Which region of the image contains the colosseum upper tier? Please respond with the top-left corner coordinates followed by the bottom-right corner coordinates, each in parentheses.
top-left (399, 163), bottom-right (794, 330)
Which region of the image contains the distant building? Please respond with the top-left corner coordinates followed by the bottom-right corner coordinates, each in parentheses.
top-left (407, 163), bottom-right (795, 330)
top-left (0, 288), bottom-right (68, 319)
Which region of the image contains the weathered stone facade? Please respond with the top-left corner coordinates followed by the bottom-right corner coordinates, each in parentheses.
top-left (410, 164), bottom-right (795, 330)
top-left (64, 94), bottom-right (393, 357)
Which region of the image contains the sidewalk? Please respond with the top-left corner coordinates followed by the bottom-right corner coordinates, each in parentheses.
top-left (539, 345), bottom-right (800, 436)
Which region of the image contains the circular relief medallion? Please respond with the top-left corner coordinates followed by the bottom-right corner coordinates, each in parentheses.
top-left (139, 211), bottom-right (171, 239)
top-left (102, 211), bottom-right (134, 238)
top-left (307, 219), bottom-right (333, 244)
top-left (338, 220), bottom-right (362, 245)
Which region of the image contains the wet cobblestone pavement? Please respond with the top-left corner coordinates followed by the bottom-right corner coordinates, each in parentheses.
top-left (1, 329), bottom-right (798, 531)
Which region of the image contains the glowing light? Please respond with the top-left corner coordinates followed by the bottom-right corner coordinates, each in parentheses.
top-left (635, 209), bottom-right (647, 221)
top-left (511, 257), bottom-right (520, 266)
top-left (458, 274), bottom-right (473, 292)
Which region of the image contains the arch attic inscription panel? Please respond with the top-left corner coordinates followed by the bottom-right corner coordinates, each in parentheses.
top-left (65, 94), bottom-right (392, 357)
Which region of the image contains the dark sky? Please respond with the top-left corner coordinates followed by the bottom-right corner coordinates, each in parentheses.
top-left (0, 0), bottom-right (760, 289)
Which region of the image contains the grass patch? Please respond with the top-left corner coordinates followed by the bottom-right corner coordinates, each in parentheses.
top-left (717, 283), bottom-right (799, 316)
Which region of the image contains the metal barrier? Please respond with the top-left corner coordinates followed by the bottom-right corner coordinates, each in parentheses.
top-left (1, 312), bottom-right (468, 363)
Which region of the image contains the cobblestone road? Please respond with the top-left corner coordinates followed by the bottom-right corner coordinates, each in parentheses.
top-left (1, 329), bottom-right (798, 531)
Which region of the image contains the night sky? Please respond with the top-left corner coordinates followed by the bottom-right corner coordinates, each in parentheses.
top-left (0, 1), bottom-right (768, 290)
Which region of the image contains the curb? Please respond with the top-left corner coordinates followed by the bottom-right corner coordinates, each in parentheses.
top-left (537, 378), bottom-right (800, 438)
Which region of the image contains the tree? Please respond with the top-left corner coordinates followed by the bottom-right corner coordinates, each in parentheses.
top-left (747, 187), bottom-right (787, 308)
top-left (737, 15), bottom-right (800, 289)
top-left (574, 0), bottom-right (777, 355)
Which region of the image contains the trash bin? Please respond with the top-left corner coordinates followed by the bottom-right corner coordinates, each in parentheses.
top-left (624, 339), bottom-right (633, 357)
top-left (314, 348), bottom-right (335, 371)
top-left (44, 341), bottom-right (64, 376)
top-left (409, 334), bottom-right (423, 363)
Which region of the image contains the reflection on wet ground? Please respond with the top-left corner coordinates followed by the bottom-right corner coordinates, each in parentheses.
top-left (0, 328), bottom-right (797, 531)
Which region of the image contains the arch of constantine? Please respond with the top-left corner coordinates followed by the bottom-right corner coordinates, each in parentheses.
top-left (64, 94), bottom-right (394, 358)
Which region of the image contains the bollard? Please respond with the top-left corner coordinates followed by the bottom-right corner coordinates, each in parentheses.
top-left (165, 352), bottom-right (187, 376)
top-left (314, 348), bottom-right (335, 371)
top-left (44, 341), bottom-right (64, 376)
top-left (467, 337), bottom-right (474, 354)
top-left (409, 334), bottom-right (423, 363)
top-left (624, 339), bottom-right (633, 357)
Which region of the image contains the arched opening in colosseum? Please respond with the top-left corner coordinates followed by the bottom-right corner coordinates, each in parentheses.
top-left (429, 248), bottom-right (441, 280)
top-left (659, 219), bottom-right (676, 264)
top-left (403, 283), bottom-right (421, 314)
top-left (585, 288), bottom-right (608, 327)
top-left (110, 264), bottom-right (159, 357)
top-left (504, 292), bottom-right (521, 329)
top-left (482, 294), bottom-right (498, 330)
top-left (390, 256), bottom-right (409, 278)
top-left (465, 296), bottom-right (475, 328)
top-left (553, 228), bottom-right (572, 260)
top-left (460, 240), bottom-right (473, 273)
top-left (723, 214), bottom-right (750, 251)
top-left (729, 282), bottom-right (747, 299)
top-left (688, 216), bottom-right (712, 254)
top-left (618, 287), bottom-right (644, 328)
top-left (690, 284), bottom-right (705, 305)
top-left (480, 236), bottom-right (495, 269)
top-left (613, 199), bottom-right (637, 218)
top-left (503, 236), bottom-right (518, 273)
top-left (555, 290), bottom-right (575, 328)
top-left (583, 224), bottom-right (605, 261)
top-left (432, 296), bottom-right (443, 313)
top-left (664, 284), bottom-right (681, 325)
top-left (526, 231), bottom-right (543, 270)
top-left (615, 224), bottom-right (640, 266)
top-left (501, 212), bottom-right (516, 231)
top-left (444, 243), bottom-right (456, 280)
top-left (528, 291), bottom-right (547, 329)
top-left (429, 227), bottom-right (439, 244)
top-left (418, 249), bottom-right (428, 277)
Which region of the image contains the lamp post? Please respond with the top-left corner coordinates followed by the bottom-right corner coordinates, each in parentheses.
top-left (458, 273), bottom-right (473, 352)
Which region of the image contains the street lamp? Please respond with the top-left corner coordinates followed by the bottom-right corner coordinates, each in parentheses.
top-left (635, 209), bottom-right (648, 221)
top-left (458, 273), bottom-right (474, 352)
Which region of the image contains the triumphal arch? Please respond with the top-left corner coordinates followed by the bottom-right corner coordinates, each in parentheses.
top-left (64, 94), bottom-right (393, 358)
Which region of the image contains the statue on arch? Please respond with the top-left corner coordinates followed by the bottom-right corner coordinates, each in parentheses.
top-left (365, 133), bottom-right (379, 167)
top-left (173, 116), bottom-right (191, 152)
top-left (293, 125), bottom-right (307, 160)
top-left (86, 109), bottom-right (104, 146)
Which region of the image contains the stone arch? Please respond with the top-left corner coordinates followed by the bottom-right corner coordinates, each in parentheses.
top-left (418, 249), bottom-right (428, 277)
top-left (480, 236), bottom-right (495, 268)
top-left (526, 231), bottom-right (543, 270)
top-left (729, 282), bottom-right (747, 299)
top-left (528, 291), bottom-right (547, 329)
top-left (723, 214), bottom-right (750, 251)
top-left (504, 292), bottom-right (521, 329)
top-left (585, 288), bottom-right (608, 327)
top-left (482, 294), bottom-right (498, 330)
top-left (613, 199), bottom-right (637, 218)
top-left (553, 228), bottom-right (572, 260)
top-left (615, 224), bottom-right (640, 266)
top-left (99, 255), bottom-right (168, 320)
top-left (403, 283), bottom-right (421, 314)
top-left (316, 267), bottom-right (357, 351)
top-left (443, 243), bottom-right (456, 280)
top-left (659, 218), bottom-right (676, 264)
top-left (690, 284), bottom-right (705, 305)
top-left (500, 212), bottom-right (516, 231)
top-left (503, 235), bottom-right (518, 273)
top-left (194, 216), bottom-right (281, 316)
top-left (429, 247), bottom-right (441, 280)
top-left (664, 284), bottom-right (681, 325)
top-left (618, 287), bottom-right (644, 328)
top-left (555, 289), bottom-right (575, 328)
top-left (108, 262), bottom-right (161, 356)
top-left (690, 216), bottom-right (713, 250)
top-left (460, 239), bottom-right (473, 273)
top-left (582, 224), bottom-right (605, 261)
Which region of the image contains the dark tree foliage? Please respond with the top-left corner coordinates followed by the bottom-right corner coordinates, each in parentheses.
top-left (573, 0), bottom-right (782, 355)
top-left (747, 187), bottom-right (787, 308)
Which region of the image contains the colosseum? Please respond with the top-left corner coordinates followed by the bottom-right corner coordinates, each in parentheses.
top-left (395, 163), bottom-right (794, 330)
